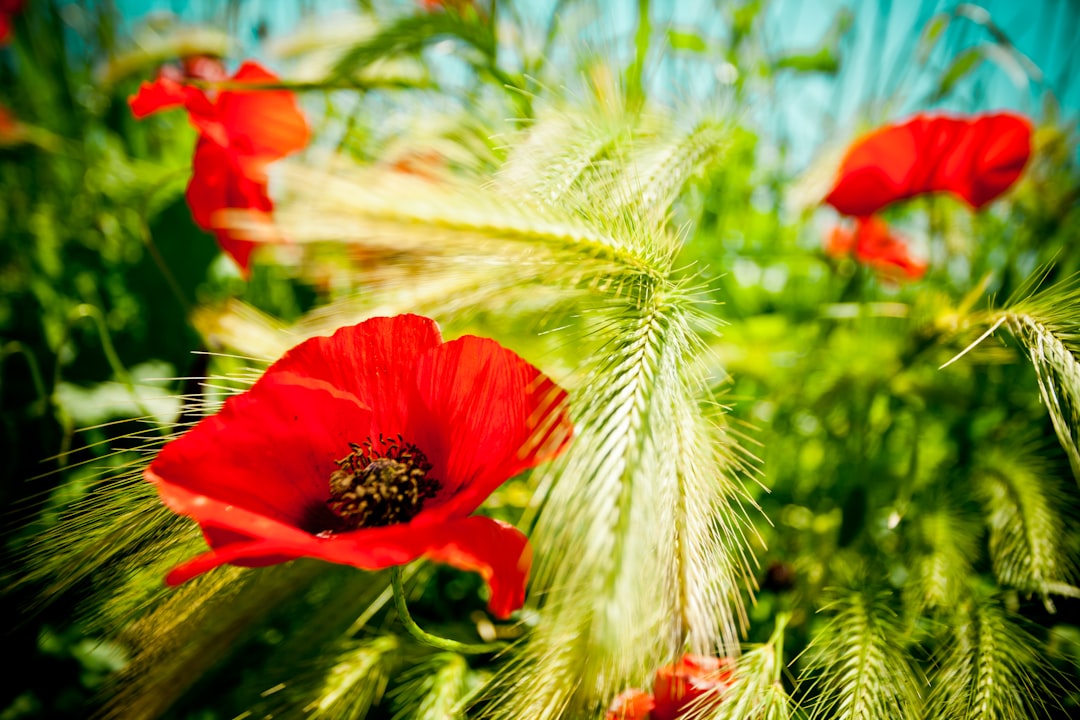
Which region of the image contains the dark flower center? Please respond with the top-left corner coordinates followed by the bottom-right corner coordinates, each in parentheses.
top-left (327, 434), bottom-right (441, 529)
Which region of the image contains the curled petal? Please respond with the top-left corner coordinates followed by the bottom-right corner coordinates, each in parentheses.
top-left (182, 55), bottom-right (228, 82)
top-left (961, 113), bottom-right (1032, 208)
top-left (128, 76), bottom-right (217, 130)
top-left (825, 112), bottom-right (1032, 216)
top-left (216, 61), bottom-right (310, 162)
top-left (161, 507), bottom-right (531, 618)
top-left (419, 516), bottom-right (532, 618)
top-left (411, 335), bottom-right (573, 520)
top-left (128, 77), bottom-right (195, 118)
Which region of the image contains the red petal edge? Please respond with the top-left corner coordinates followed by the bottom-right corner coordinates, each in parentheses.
top-left (410, 334), bottom-right (573, 521)
top-left (216, 61), bottom-right (311, 162)
top-left (824, 111), bottom-right (1032, 216)
top-left (607, 689), bottom-right (656, 720)
top-left (160, 512), bottom-right (531, 618)
top-left (147, 373), bottom-right (372, 534)
top-left (128, 77), bottom-right (193, 118)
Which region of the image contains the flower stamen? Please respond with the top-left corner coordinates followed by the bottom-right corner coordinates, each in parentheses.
top-left (328, 434), bottom-right (441, 529)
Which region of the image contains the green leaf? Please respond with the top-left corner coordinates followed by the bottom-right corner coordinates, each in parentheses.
top-left (931, 47), bottom-right (983, 102)
top-left (917, 13), bottom-right (950, 62)
top-left (667, 28), bottom-right (708, 54)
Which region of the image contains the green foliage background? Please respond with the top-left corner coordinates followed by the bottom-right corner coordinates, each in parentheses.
top-left (3, 1), bottom-right (1080, 719)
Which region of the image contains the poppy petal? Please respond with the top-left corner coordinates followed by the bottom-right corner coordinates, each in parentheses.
top-left (606, 689), bottom-right (656, 720)
top-left (652, 655), bottom-right (734, 720)
top-left (185, 137), bottom-right (275, 273)
top-left (964, 113), bottom-right (1032, 208)
top-left (166, 544), bottom-right (290, 584)
top-left (128, 77), bottom-right (195, 118)
top-left (417, 516), bottom-right (531, 619)
top-left (852, 216), bottom-right (927, 280)
top-left (269, 315), bottom-right (444, 443)
top-left (186, 137), bottom-right (273, 230)
top-left (212, 213), bottom-right (277, 278)
top-left (162, 509), bottom-right (530, 617)
top-left (147, 373), bottom-right (372, 534)
top-left (128, 76), bottom-right (219, 131)
top-left (824, 120), bottom-right (920, 217)
top-left (826, 216), bottom-right (927, 281)
top-left (825, 224), bottom-right (856, 257)
top-left (215, 61), bottom-right (310, 162)
top-left (410, 335), bottom-right (572, 519)
top-left (824, 112), bottom-right (1032, 216)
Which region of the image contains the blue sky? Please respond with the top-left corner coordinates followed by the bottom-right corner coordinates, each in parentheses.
top-left (111, 0), bottom-right (1080, 168)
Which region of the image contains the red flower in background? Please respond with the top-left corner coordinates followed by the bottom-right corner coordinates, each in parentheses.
top-left (145, 314), bottom-right (573, 619)
top-left (826, 216), bottom-right (927, 281)
top-left (0, 105), bottom-right (19, 144)
top-left (824, 112), bottom-right (1032, 217)
top-left (607, 689), bottom-right (655, 720)
top-left (606, 654), bottom-right (735, 720)
top-left (419, 0), bottom-right (474, 11)
top-left (0, 0), bottom-right (24, 46)
top-left (129, 60), bottom-right (309, 274)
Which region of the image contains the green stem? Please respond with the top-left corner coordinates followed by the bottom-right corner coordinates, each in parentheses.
top-left (0, 341), bottom-right (49, 415)
top-left (626, 0), bottom-right (652, 110)
top-left (770, 612), bottom-right (790, 685)
top-left (389, 567), bottom-right (506, 654)
top-left (57, 304), bottom-right (168, 435)
top-left (137, 213), bottom-right (192, 318)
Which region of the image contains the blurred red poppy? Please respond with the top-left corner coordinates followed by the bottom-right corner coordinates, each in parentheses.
top-left (606, 654), bottom-right (735, 720)
top-left (826, 215), bottom-right (927, 281)
top-left (0, 0), bottom-right (24, 46)
top-left (606, 689), bottom-right (656, 720)
top-left (0, 105), bottom-right (19, 144)
top-left (129, 60), bottom-right (309, 274)
top-left (388, 149), bottom-right (446, 182)
top-left (419, 0), bottom-right (470, 10)
top-left (145, 314), bottom-right (573, 618)
top-left (652, 654), bottom-right (734, 720)
top-left (155, 55), bottom-right (229, 85)
top-left (824, 112), bottom-right (1032, 217)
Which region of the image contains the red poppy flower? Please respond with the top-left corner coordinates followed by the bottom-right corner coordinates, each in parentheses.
top-left (824, 112), bottom-right (1032, 217)
top-left (0, 105), bottom-right (19, 145)
top-left (606, 689), bottom-right (656, 720)
top-left (129, 61), bottom-right (309, 274)
top-left (826, 215), bottom-right (927, 281)
top-left (652, 654), bottom-right (734, 720)
top-left (606, 654), bottom-right (735, 720)
top-left (0, 0), bottom-right (24, 46)
top-left (144, 314), bottom-right (573, 618)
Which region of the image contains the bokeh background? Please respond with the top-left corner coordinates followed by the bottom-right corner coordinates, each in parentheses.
top-left (3, 1), bottom-right (1080, 719)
